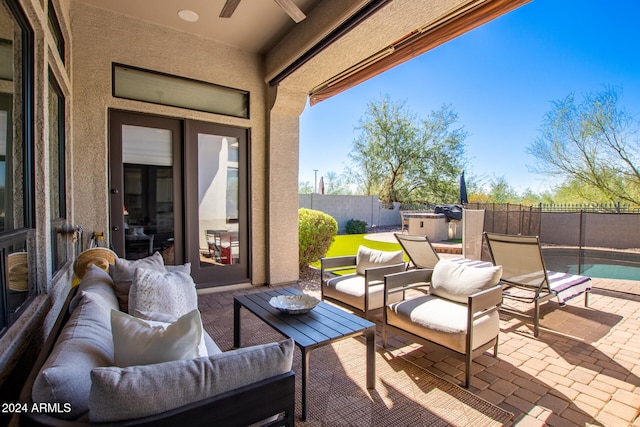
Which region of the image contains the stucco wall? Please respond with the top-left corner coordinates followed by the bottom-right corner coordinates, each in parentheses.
top-left (69, 2), bottom-right (269, 284)
top-left (299, 194), bottom-right (401, 231)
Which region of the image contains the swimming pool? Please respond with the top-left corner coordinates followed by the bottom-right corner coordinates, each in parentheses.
top-left (542, 248), bottom-right (640, 281)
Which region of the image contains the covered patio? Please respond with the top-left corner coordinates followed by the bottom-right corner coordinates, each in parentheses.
top-left (201, 270), bottom-right (640, 426)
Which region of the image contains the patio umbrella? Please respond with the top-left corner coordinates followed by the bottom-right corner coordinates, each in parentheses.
top-left (459, 171), bottom-right (469, 205)
top-left (319, 176), bottom-right (325, 194)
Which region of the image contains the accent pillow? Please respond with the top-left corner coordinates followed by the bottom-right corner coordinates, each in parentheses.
top-left (128, 268), bottom-right (197, 317)
top-left (69, 264), bottom-right (119, 314)
top-left (89, 339), bottom-right (294, 422)
top-left (430, 259), bottom-right (503, 304)
top-left (111, 252), bottom-right (166, 313)
top-left (356, 246), bottom-right (404, 276)
top-left (111, 309), bottom-right (206, 367)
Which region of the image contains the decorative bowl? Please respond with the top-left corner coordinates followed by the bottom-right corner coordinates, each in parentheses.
top-left (269, 294), bottom-right (320, 314)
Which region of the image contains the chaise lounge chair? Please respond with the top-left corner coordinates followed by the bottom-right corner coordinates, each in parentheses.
top-left (394, 233), bottom-right (440, 269)
top-left (484, 232), bottom-right (592, 337)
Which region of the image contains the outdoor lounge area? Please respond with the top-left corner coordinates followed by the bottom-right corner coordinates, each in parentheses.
top-left (201, 264), bottom-right (640, 426)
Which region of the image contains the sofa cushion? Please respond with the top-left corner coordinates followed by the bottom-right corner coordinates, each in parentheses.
top-left (111, 252), bottom-right (166, 313)
top-left (165, 262), bottom-right (191, 274)
top-left (88, 338), bottom-right (295, 422)
top-left (111, 309), bottom-right (207, 367)
top-left (431, 259), bottom-right (502, 304)
top-left (128, 268), bottom-right (197, 317)
top-left (69, 264), bottom-right (119, 314)
top-left (356, 246), bottom-right (404, 276)
top-left (32, 293), bottom-right (115, 420)
top-left (386, 294), bottom-right (499, 353)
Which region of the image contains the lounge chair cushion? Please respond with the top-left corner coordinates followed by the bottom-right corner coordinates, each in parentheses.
top-left (356, 246), bottom-right (404, 276)
top-left (88, 338), bottom-right (295, 422)
top-left (324, 274), bottom-right (383, 311)
top-left (386, 294), bottom-right (499, 353)
top-left (431, 259), bottom-right (502, 304)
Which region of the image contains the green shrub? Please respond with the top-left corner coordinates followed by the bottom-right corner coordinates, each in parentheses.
top-left (345, 218), bottom-right (367, 234)
top-left (298, 208), bottom-right (338, 270)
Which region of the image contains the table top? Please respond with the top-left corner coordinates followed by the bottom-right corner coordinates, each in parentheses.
top-left (235, 287), bottom-right (375, 349)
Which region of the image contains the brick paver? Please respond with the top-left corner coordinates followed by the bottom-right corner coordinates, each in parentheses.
top-left (199, 270), bottom-right (640, 426)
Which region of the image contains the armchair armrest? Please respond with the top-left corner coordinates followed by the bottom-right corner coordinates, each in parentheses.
top-left (383, 269), bottom-right (433, 307)
top-left (468, 284), bottom-right (502, 316)
top-left (321, 255), bottom-right (357, 271)
top-left (364, 262), bottom-right (406, 284)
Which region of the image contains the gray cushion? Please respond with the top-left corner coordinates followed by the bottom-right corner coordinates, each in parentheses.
top-left (32, 293), bottom-right (115, 420)
top-left (431, 259), bottom-right (502, 304)
top-left (165, 262), bottom-right (191, 274)
top-left (111, 252), bottom-right (166, 313)
top-left (355, 246), bottom-right (404, 276)
top-left (128, 268), bottom-right (197, 317)
top-left (88, 338), bottom-right (295, 422)
top-left (69, 264), bottom-right (119, 314)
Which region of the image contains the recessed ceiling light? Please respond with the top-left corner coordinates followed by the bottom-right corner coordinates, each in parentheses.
top-left (178, 9), bottom-right (199, 22)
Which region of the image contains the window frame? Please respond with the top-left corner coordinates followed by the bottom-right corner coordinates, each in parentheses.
top-left (0, 0), bottom-right (36, 336)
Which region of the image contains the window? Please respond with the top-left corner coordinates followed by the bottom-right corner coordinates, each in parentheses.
top-left (47, 0), bottom-right (65, 64)
top-left (49, 70), bottom-right (67, 272)
top-left (112, 64), bottom-right (249, 118)
top-left (0, 0), bottom-right (35, 335)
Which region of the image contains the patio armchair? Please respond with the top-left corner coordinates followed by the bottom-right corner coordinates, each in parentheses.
top-left (383, 258), bottom-right (503, 387)
top-left (484, 232), bottom-right (592, 337)
top-left (321, 246), bottom-right (406, 319)
top-left (394, 233), bottom-right (440, 269)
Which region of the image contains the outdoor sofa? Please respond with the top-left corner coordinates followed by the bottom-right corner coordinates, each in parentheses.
top-left (19, 250), bottom-right (295, 426)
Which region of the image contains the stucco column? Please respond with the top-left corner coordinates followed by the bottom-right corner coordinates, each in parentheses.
top-left (267, 86), bottom-right (307, 285)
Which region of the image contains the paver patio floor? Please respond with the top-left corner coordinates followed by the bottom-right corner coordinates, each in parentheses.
top-left (201, 269), bottom-right (640, 426)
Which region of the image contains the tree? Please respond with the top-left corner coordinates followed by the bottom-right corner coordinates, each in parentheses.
top-left (528, 87), bottom-right (640, 204)
top-left (298, 180), bottom-right (313, 194)
top-left (349, 95), bottom-right (467, 204)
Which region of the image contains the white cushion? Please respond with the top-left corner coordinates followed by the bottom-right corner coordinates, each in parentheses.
top-left (355, 246), bottom-right (404, 276)
top-left (111, 252), bottom-right (167, 313)
top-left (431, 259), bottom-right (502, 304)
top-left (89, 339), bottom-right (294, 422)
top-left (387, 294), bottom-right (499, 353)
top-left (165, 262), bottom-right (191, 274)
top-left (128, 268), bottom-right (197, 317)
top-left (111, 309), bottom-right (206, 367)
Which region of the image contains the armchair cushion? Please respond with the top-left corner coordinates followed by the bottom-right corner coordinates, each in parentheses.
top-left (356, 246), bottom-right (404, 276)
top-left (386, 294), bottom-right (499, 353)
top-left (431, 259), bottom-right (502, 304)
top-left (88, 338), bottom-right (294, 422)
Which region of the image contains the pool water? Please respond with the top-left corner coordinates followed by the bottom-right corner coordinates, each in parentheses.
top-left (542, 249), bottom-right (640, 281)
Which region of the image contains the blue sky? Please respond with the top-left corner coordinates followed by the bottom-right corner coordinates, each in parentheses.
top-left (299, 0), bottom-right (640, 194)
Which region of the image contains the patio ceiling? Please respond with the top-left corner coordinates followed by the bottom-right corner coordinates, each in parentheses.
top-left (73, 0), bottom-right (320, 53)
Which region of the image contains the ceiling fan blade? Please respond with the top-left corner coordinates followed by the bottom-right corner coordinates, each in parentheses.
top-left (219, 0), bottom-right (241, 18)
top-left (273, 0), bottom-right (306, 23)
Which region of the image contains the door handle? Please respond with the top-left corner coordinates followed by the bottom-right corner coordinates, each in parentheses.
top-left (112, 226), bottom-right (119, 231)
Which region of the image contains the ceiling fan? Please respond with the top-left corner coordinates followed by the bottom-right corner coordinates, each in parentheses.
top-left (220, 0), bottom-right (306, 23)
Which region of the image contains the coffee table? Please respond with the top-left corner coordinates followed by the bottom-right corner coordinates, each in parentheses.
top-left (234, 287), bottom-right (376, 421)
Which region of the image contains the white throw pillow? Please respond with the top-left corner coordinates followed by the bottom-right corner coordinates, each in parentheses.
top-left (356, 245), bottom-right (404, 276)
top-left (128, 268), bottom-right (197, 317)
top-left (431, 259), bottom-right (502, 304)
top-left (111, 309), bottom-right (207, 367)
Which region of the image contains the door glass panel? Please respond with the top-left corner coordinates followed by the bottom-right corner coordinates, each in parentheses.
top-left (198, 134), bottom-right (239, 267)
top-left (122, 125), bottom-right (174, 261)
